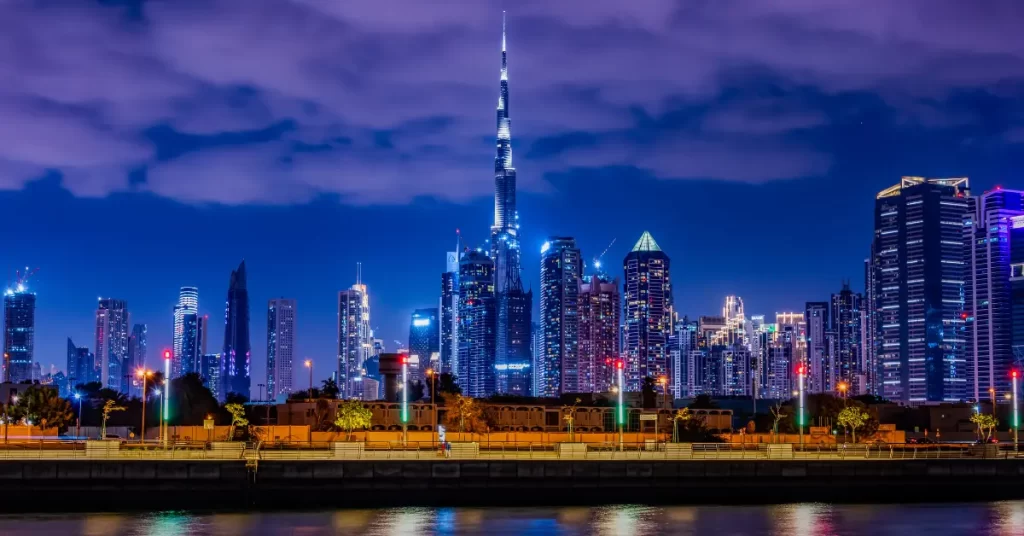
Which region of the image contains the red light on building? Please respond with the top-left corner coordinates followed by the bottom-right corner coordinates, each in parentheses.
top-left (163, 350), bottom-right (171, 360)
top-left (796, 365), bottom-right (806, 376)
top-left (615, 360), bottom-right (624, 370)
top-left (400, 356), bottom-right (407, 365)
top-left (1012, 370), bottom-right (1019, 379)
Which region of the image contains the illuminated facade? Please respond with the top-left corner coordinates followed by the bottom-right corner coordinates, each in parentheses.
top-left (804, 301), bottom-right (830, 393)
top-left (623, 231), bottom-right (673, 391)
top-left (579, 273), bottom-right (619, 393)
top-left (540, 237), bottom-right (582, 396)
top-left (966, 189), bottom-right (1024, 403)
top-left (3, 287), bottom-right (35, 383)
top-left (409, 308), bottom-right (440, 382)
top-left (221, 261), bottom-right (251, 399)
top-left (172, 286), bottom-right (199, 378)
top-left (457, 250), bottom-right (496, 397)
top-left (338, 281), bottom-right (371, 399)
top-left (267, 298), bottom-right (296, 400)
top-left (871, 176), bottom-right (969, 403)
top-left (95, 298), bottom-right (129, 391)
top-left (830, 283), bottom-right (862, 394)
top-left (440, 251), bottom-right (459, 375)
top-left (127, 323), bottom-right (147, 397)
top-left (66, 337), bottom-right (94, 392)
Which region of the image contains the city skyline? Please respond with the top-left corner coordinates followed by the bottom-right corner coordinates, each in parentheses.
top-left (1, 4), bottom-right (1023, 397)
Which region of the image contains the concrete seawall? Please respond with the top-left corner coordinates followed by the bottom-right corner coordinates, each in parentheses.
top-left (1, 459), bottom-right (1023, 510)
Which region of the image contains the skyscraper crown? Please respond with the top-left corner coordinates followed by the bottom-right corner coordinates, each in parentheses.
top-left (631, 231), bottom-right (662, 252)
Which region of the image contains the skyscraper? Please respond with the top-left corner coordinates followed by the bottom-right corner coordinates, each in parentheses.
top-left (622, 231), bottom-right (673, 391)
top-left (172, 287), bottom-right (199, 378)
top-left (530, 321), bottom-right (542, 396)
top-left (671, 318), bottom-right (698, 398)
top-left (200, 353), bottom-right (222, 402)
top-left (127, 324), bottom-right (147, 396)
top-left (830, 283), bottom-right (862, 393)
top-left (221, 261), bottom-right (251, 399)
top-left (3, 285), bottom-right (35, 383)
top-left (66, 338), bottom-right (94, 392)
top-left (409, 308), bottom-right (440, 382)
top-left (457, 250), bottom-right (496, 398)
top-left (804, 301), bottom-right (831, 393)
top-left (440, 251), bottom-right (459, 375)
top-left (578, 272), bottom-right (619, 393)
top-left (966, 189), bottom-right (1024, 403)
top-left (95, 299), bottom-right (129, 391)
top-left (540, 237), bottom-right (582, 396)
top-left (338, 278), bottom-right (371, 399)
top-left (180, 312), bottom-right (201, 376)
top-left (871, 176), bottom-right (969, 404)
top-left (863, 256), bottom-right (879, 395)
top-left (267, 298), bottom-right (296, 400)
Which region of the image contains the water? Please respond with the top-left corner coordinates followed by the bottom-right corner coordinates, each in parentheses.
top-left (1, 503), bottom-right (1023, 535)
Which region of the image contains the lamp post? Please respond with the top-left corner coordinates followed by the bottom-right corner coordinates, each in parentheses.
top-left (163, 350), bottom-right (171, 448)
top-left (136, 368), bottom-right (152, 444)
top-left (657, 376), bottom-right (668, 408)
top-left (1013, 370), bottom-right (1020, 454)
top-left (838, 381), bottom-right (848, 407)
top-left (989, 387), bottom-right (997, 416)
top-left (4, 394), bottom-right (18, 445)
top-left (616, 359), bottom-right (625, 451)
top-left (797, 364), bottom-right (806, 448)
top-left (154, 388), bottom-right (163, 447)
top-left (304, 359), bottom-right (313, 401)
top-left (426, 368), bottom-right (437, 445)
top-left (400, 355), bottom-right (409, 447)
top-left (258, 383), bottom-right (266, 425)
top-left (73, 393), bottom-right (83, 440)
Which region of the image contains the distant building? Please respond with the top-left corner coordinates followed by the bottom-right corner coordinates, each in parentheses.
top-left (408, 308), bottom-right (439, 383)
top-left (200, 353), bottom-right (222, 402)
top-left (127, 324), bottom-right (147, 397)
top-left (830, 283), bottom-right (862, 394)
top-left (3, 286), bottom-right (35, 383)
top-left (338, 280), bottom-right (371, 398)
top-left (871, 176), bottom-right (969, 403)
top-left (578, 272), bottom-right (619, 393)
top-left (862, 257), bottom-right (879, 395)
top-left (457, 250), bottom-right (496, 398)
top-left (966, 189), bottom-right (1024, 403)
top-left (172, 287), bottom-right (199, 378)
top-left (622, 231), bottom-right (673, 391)
top-left (671, 319), bottom-right (698, 398)
top-left (530, 321), bottom-right (542, 396)
top-left (440, 251), bottom-right (459, 375)
top-left (66, 338), bottom-right (95, 392)
top-left (221, 261), bottom-right (251, 399)
top-left (267, 298), bottom-right (296, 400)
top-left (95, 299), bottom-right (129, 392)
top-left (179, 312), bottom-right (201, 377)
top-left (540, 237), bottom-right (582, 396)
top-left (804, 301), bottom-right (830, 393)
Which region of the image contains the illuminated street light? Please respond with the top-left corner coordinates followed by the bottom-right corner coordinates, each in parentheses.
top-left (400, 355), bottom-right (409, 446)
top-left (1013, 370), bottom-right (1020, 453)
top-left (163, 350), bottom-right (171, 448)
top-left (137, 368), bottom-right (153, 443)
top-left (616, 359), bottom-right (625, 451)
top-left (73, 393), bottom-right (83, 439)
top-left (305, 359), bottom-right (313, 401)
top-left (796, 364), bottom-right (806, 448)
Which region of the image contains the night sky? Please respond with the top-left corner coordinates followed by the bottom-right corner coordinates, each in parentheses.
top-left (1, 1), bottom-right (1023, 389)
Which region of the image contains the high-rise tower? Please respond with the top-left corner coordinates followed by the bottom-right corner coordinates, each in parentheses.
top-left (267, 298), bottom-right (296, 400)
top-left (338, 264), bottom-right (371, 399)
top-left (622, 231), bottom-right (673, 391)
top-left (3, 283), bottom-right (35, 383)
top-left (172, 287), bottom-right (199, 378)
top-left (221, 261), bottom-right (251, 399)
top-left (540, 237), bottom-right (582, 396)
top-left (95, 299), bottom-right (129, 391)
top-left (458, 250), bottom-right (497, 397)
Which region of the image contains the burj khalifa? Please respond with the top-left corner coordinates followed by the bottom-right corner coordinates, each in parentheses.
top-left (490, 13), bottom-right (532, 395)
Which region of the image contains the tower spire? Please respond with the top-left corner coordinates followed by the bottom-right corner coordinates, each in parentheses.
top-left (502, 11), bottom-right (507, 53)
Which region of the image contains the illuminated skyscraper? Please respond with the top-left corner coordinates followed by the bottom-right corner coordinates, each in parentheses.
top-left (458, 250), bottom-right (496, 397)
top-left (622, 231), bottom-right (673, 391)
top-left (966, 189), bottom-right (1024, 403)
top-left (805, 301), bottom-right (830, 393)
top-left (830, 283), bottom-right (862, 393)
top-left (95, 298), bottom-right (129, 391)
top-left (578, 272), bottom-right (619, 393)
top-left (127, 324), bottom-right (147, 396)
top-left (221, 261), bottom-right (251, 399)
top-left (172, 287), bottom-right (199, 377)
top-left (409, 308), bottom-right (439, 382)
top-left (3, 285), bottom-right (35, 383)
top-left (540, 237), bottom-right (582, 396)
top-left (871, 177), bottom-right (969, 403)
top-left (66, 338), bottom-right (94, 392)
top-left (338, 268), bottom-right (371, 398)
top-left (267, 298), bottom-right (296, 400)
top-left (440, 250), bottom-right (459, 375)
top-left (201, 353), bottom-right (222, 402)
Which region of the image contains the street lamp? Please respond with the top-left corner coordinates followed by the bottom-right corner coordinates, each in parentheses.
top-left (163, 350), bottom-right (171, 448)
top-left (73, 393), bottom-right (83, 439)
top-left (426, 368), bottom-right (437, 445)
top-left (657, 376), bottom-right (668, 409)
top-left (136, 368), bottom-right (152, 443)
top-left (797, 364), bottom-right (806, 448)
top-left (304, 359), bottom-right (313, 401)
top-left (837, 381), bottom-right (848, 407)
top-left (616, 359), bottom-right (625, 451)
top-left (1013, 369), bottom-right (1020, 453)
top-left (989, 387), bottom-right (997, 415)
top-left (400, 355), bottom-right (409, 447)
top-left (154, 388), bottom-right (163, 447)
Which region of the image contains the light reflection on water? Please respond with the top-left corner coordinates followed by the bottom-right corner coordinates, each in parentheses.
top-left (0, 503), bottom-right (1022, 535)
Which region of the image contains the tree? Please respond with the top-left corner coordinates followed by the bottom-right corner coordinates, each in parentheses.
top-left (770, 403), bottom-right (787, 442)
top-left (334, 400), bottom-right (373, 441)
top-left (971, 412), bottom-right (998, 442)
top-left (406, 380), bottom-right (425, 402)
top-left (688, 394), bottom-right (719, 410)
top-left (101, 400), bottom-right (125, 438)
top-left (169, 373), bottom-right (220, 426)
top-left (225, 403), bottom-right (249, 440)
top-left (321, 378), bottom-right (340, 399)
top-left (430, 373), bottom-right (461, 405)
top-left (562, 398), bottom-right (581, 441)
top-left (837, 406), bottom-right (870, 443)
top-left (14, 386), bottom-right (74, 431)
top-left (641, 377), bottom-right (657, 408)
top-left (672, 408), bottom-right (692, 443)
top-left (444, 394), bottom-right (486, 433)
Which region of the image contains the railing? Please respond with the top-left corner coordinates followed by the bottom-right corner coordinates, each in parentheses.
top-left (0, 439), bottom-right (1020, 461)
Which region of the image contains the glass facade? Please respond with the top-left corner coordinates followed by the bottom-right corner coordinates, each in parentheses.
top-left (457, 251), bottom-right (496, 397)
top-left (3, 290), bottom-right (35, 383)
top-left (540, 237), bottom-right (581, 396)
top-left (221, 261), bottom-right (251, 399)
top-left (622, 232), bottom-right (672, 392)
top-left (95, 298), bottom-right (129, 392)
top-left (267, 298), bottom-right (296, 400)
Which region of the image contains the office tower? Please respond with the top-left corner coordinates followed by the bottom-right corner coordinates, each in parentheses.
top-left (180, 312), bottom-right (200, 377)
top-left (966, 189), bottom-right (1024, 403)
top-left (457, 250), bottom-right (496, 397)
top-left (3, 284), bottom-right (35, 383)
top-left (338, 275), bottom-right (371, 398)
top-left (863, 256), bottom-right (879, 395)
top-left (1010, 216), bottom-right (1024, 384)
top-left (95, 299), bottom-right (129, 391)
top-left (671, 319), bottom-right (698, 397)
top-left (440, 250), bottom-right (459, 376)
top-left (623, 231), bottom-right (673, 391)
top-left (127, 324), bottom-right (147, 397)
top-left (497, 284), bottom-right (532, 395)
top-left (578, 273), bottom-right (620, 393)
top-left (804, 301), bottom-right (831, 393)
top-left (872, 176), bottom-right (969, 404)
top-left (831, 282), bottom-right (862, 393)
top-left (766, 322), bottom-right (798, 399)
top-left (200, 353), bottom-right (222, 402)
top-left (66, 338), bottom-right (95, 393)
top-left (409, 308), bottom-right (440, 383)
top-left (267, 298), bottom-right (296, 400)
top-left (172, 287), bottom-right (199, 378)
top-left (221, 261), bottom-right (251, 399)
top-left (749, 315), bottom-right (768, 398)
top-left (775, 312), bottom-right (807, 392)
top-left (540, 237), bottom-right (582, 396)
top-left (530, 322), bottom-right (542, 396)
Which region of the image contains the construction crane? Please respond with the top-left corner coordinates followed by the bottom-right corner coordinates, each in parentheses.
top-left (592, 238), bottom-right (616, 271)
top-left (10, 266), bottom-right (37, 293)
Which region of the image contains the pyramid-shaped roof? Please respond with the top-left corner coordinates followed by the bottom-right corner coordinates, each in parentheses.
top-left (631, 231), bottom-right (662, 252)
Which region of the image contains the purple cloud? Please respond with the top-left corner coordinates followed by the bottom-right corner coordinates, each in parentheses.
top-left (0, 0), bottom-right (1021, 204)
